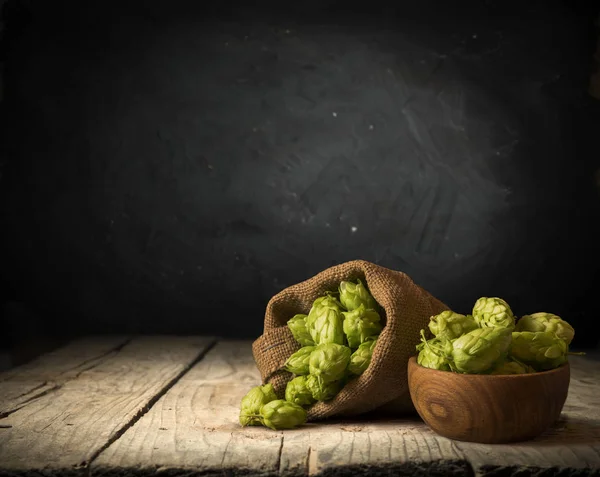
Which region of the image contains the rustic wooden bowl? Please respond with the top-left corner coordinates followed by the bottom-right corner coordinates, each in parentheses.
top-left (407, 357), bottom-right (570, 444)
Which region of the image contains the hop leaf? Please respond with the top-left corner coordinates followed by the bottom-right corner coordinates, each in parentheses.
top-left (260, 399), bottom-right (307, 430)
top-left (472, 297), bottom-right (515, 330)
top-left (348, 339), bottom-right (377, 375)
top-left (339, 279), bottom-right (378, 311)
top-left (283, 346), bottom-right (315, 375)
top-left (287, 314), bottom-right (315, 346)
top-left (451, 327), bottom-right (512, 374)
top-left (516, 313), bottom-right (574, 346)
top-left (285, 375), bottom-right (316, 407)
top-left (308, 343), bottom-right (351, 383)
top-left (428, 311), bottom-right (478, 340)
top-left (306, 297), bottom-right (345, 345)
top-left (511, 331), bottom-right (568, 371)
top-left (342, 304), bottom-right (383, 349)
top-left (305, 374), bottom-right (344, 401)
top-left (416, 330), bottom-right (453, 371)
top-left (239, 384), bottom-right (278, 427)
top-left (489, 358), bottom-right (536, 375)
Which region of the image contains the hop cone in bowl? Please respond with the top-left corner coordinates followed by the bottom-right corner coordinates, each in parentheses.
top-left (451, 327), bottom-right (512, 374)
top-left (511, 331), bottom-right (568, 371)
top-left (428, 310), bottom-right (478, 340)
top-left (472, 297), bottom-right (515, 330)
top-left (339, 279), bottom-right (378, 311)
top-left (489, 358), bottom-right (536, 375)
top-left (416, 332), bottom-right (453, 371)
top-left (515, 313), bottom-right (574, 346)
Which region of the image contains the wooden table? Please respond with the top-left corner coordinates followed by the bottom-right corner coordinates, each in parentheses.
top-left (0, 336), bottom-right (599, 477)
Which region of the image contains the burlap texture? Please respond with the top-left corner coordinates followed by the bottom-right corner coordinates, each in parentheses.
top-left (252, 260), bottom-right (449, 421)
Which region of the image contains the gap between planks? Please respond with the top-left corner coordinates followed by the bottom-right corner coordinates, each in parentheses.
top-left (91, 341), bottom-right (600, 477)
top-left (0, 336), bottom-right (133, 418)
top-left (85, 338), bottom-right (218, 471)
top-left (91, 341), bottom-right (473, 477)
top-left (0, 336), bottom-right (218, 474)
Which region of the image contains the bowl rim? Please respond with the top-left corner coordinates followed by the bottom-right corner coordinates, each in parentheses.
top-left (407, 355), bottom-right (570, 379)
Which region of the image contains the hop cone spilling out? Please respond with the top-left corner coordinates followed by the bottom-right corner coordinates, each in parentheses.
top-left (240, 278), bottom-right (383, 430)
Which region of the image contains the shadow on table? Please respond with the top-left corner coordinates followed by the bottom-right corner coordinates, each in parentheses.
top-left (533, 415), bottom-right (600, 444)
top-left (304, 411), bottom-right (600, 446)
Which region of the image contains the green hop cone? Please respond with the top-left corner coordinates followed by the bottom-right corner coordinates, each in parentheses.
top-left (287, 314), bottom-right (315, 346)
top-left (472, 297), bottom-right (516, 330)
top-left (348, 339), bottom-right (377, 375)
top-left (239, 383), bottom-right (278, 427)
top-left (511, 331), bottom-right (568, 371)
top-left (342, 304), bottom-right (383, 349)
top-left (416, 330), bottom-right (453, 371)
top-left (428, 311), bottom-right (478, 340)
top-left (285, 376), bottom-right (317, 407)
top-left (489, 357), bottom-right (536, 375)
top-left (259, 399), bottom-right (307, 430)
top-left (308, 343), bottom-right (351, 383)
top-left (451, 327), bottom-right (512, 374)
top-left (283, 346), bottom-right (315, 375)
top-left (339, 279), bottom-right (378, 311)
top-left (305, 374), bottom-right (344, 401)
top-left (308, 295), bottom-right (344, 317)
top-left (306, 297), bottom-right (345, 345)
top-left (516, 313), bottom-right (575, 346)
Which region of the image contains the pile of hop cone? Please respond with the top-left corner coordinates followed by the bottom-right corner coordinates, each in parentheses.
top-left (417, 297), bottom-right (579, 375)
top-left (239, 279), bottom-right (382, 430)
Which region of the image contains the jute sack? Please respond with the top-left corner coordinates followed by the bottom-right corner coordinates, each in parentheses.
top-left (252, 259), bottom-right (449, 421)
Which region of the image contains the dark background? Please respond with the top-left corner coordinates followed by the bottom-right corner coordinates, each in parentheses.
top-left (1, 0), bottom-right (600, 367)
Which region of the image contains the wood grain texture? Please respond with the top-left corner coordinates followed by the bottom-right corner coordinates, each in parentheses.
top-left (1, 339), bottom-right (599, 477)
top-left (0, 336), bottom-right (131, 417)
top-left (92, 341), bottom-right (286, 475)
top-left (454, 355), bottom-right (600, 476)
top-left (408, 356), bottom-right (570, 444)
top-left (0, 336), bottom-right (215, 473)
top-left (93, 340), bottom-right (471, 477)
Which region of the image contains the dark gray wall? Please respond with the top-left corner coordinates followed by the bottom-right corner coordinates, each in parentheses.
top-left (1, 0), bottom-right (600, 348)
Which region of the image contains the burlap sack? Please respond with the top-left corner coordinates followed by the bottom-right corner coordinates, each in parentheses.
top-left (252, 259), bottom-right (449, 421)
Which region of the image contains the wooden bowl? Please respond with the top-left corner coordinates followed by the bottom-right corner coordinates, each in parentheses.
top-left (407, 357), bottom-right (570, 444)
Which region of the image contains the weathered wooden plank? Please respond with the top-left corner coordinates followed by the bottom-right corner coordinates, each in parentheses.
top-left (92, 340), bottom-right (286, 476)
top-left (94, 341), bottom-right (600, 477)
top-left (453, 355), bottom-right (600, 476)
top-left (0, 336), bottom-right (215, 473)
top-left (4, 338), bottom-right (598, 476)
top-left (0, 336), bottom-right (131, 417)
top-left (279, 420), bottom-right (471, 477)
top-left (92, 341), bottom-right (472, 477)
